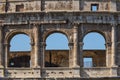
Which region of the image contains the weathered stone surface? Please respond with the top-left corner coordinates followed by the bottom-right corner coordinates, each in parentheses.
top-left (0, 0), bottom-right (120, 79)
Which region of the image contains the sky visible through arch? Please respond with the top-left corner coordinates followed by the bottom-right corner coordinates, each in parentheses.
top-left (10, 32), bottom-right (106, 51)
top-left (46, 33), bottom-right (69, 50)
top-left (10, 34), bottom-right (31, 51)
top-left (83, 32), bottom-right (106, 50)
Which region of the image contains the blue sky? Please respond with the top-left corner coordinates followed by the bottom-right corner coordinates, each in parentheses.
top-left (83, 32), bottom-right (105, 50)
top-left (10, 34), bottom-right (31, 51)
top-left (10, 32), bottom-right (106, 51)
top-left (46, 33), bottom-right (69, 50)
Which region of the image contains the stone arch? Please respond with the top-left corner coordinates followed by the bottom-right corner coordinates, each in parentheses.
top-left (82, 30), bottom-right (107, 42)
top-left (44, 30), bottom-right (70, 67)
top-left (43, 30), bottom-right (70, 43)
top-left (5, 30), bottom-right (34, 44)
top-left (82, 30), bottom-right (106, 67)
top-left (4, 30), bottom-right (34, 67)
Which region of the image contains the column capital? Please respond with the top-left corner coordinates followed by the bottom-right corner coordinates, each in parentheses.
top-left (110, 23), bottom-right (118, 27)
top-left (33, 23), bottom-right (40, 27)
top-left (40, 42), bottom-right (46, 47)
top-left (79, 42), bottom-right (84, 46)
top-left (68, 42), bottom-right (74, 48)
top-left (105, 42), bottom-right (112, 47)
top-left (30, 42), bottom-right (35, 46)
top-left (4, 43), bottom-right (10, 47)
top-left (72, 23), bottom-right (79, 27)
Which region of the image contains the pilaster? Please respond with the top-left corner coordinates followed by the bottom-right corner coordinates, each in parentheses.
top-left (33, 24), bottom-right (40, 68)
top-left (4, 43), bottom-right (9, 68)
top-left (41, 42), bottom-right (46, 68)
top-left (106, 42), bottom-right (112, 67)
top-left (110, 23), bottom-right (118, 77)
top-left (79, 42), bottom-right (84, 67)
top-left (68, 42), bottom-right (74, 68)
top-left (0, 27), bottom-right (3, 68)
top-left (72, 24), bottom-right (79, 68)
top-left (111, 24), bottom-right (117, 67)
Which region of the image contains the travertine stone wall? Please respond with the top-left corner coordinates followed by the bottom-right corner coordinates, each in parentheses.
top-left (0, 0), bottom-right (119, 12)
top-left (5, 68), bottom-right (41, 78)
top-left (0, 0), bottom-right (119, 79)
top-left (0, 11), bottom-right (118, 78)
top-left (81, 68), bottom-right (111, 78)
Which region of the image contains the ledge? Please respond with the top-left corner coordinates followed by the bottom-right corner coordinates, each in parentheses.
top-left (1, 11), bottom-right (120, 15)
top-left (0, 77), bottom-right (120, 80)
top-left (43, 67), bottom-right (70, 70)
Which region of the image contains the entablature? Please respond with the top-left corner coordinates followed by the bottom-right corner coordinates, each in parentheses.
top-left (0, 11), bottom-right (120, 26)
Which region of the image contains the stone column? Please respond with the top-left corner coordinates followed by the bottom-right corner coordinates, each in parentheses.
top-left (68, 42), bottom-right (74, 68)
top-left (73, 24), bottom-right (79, 68)
top-left (106, 42), bottom-right (112, 67)
top-left (111, 24), bottom-right (117, 67)
top-left (33, 25), bottom-right (40, 68)
top-left (4, 43), bottom-right (9, 68)
top-left (79, 42), bottom-right (84, 77)
top-left (30, 42), bottom-right (34, 67)
top-left (110, 24), bottom-right (118, 77)
top-left (41, 42), bottom-right (46, 68)
top-left (79, 42), bottom-right (84, 67)
top-left (0, 27), bottom-right (3, 67)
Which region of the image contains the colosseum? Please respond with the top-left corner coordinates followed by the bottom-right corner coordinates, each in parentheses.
top-left (0, 0), bottom-right (120, 80)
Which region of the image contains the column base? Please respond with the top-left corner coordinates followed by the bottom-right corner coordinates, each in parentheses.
top-left (111, 66), bottom-right (118, 77)
top-left (35, 65), bottom-right (41, 68)
top-left (72, 65), bottom-right (80, 69)
top-left (0, 65), bottom-right (4, 68)
top-left (31, 65), bottom-right (41, 68)
top-left (112, 64), bottom-right (118, 67)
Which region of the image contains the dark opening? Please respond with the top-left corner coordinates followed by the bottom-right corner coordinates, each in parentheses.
top-left (8, 55), bottom-right (30, 67)
top-left (91, 4), bottom-right (99, 11)
top-left (16, 4), bottom-right (24, 12)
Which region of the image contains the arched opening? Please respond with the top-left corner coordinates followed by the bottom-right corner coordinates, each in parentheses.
top-left (8, 34), bottom-right (31, 67)
top-left (45, 33), bottom-right (69, 67)
top-left (83, 32), bottom-right (106, 67)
